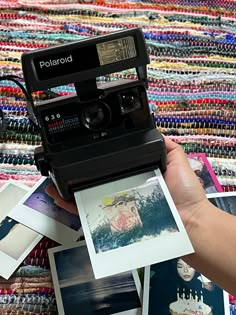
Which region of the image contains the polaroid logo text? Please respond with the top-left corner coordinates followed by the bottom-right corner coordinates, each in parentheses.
top-left (39, 55), bottom-right (73, 68)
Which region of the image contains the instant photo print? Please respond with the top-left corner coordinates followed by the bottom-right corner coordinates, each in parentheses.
top-left (187, 153), bottom-right (223, 194)
top-left (48, 241), bottom-right (142, 315)
top-left (9, 177), bottom-right (82, 244)
top-left (207, 191), bottom-right (236, 215)
top-left (74, 168), bottom-right (194, 279)
top-left (143, 260), bottom-right (230, 315)
top-left (21, 28), bottom-right (167, 200)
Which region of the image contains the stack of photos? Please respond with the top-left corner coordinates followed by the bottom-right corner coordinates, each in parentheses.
top-left (74, 168), bottom-right (194, 279)
top-left (48, 241), bottom-right (142, 315)
top-left (187, 153), bottom-right (223, 194)
top-left (143, 259), bottom-right (230, 315)
top-left (0, 180), bottom-right (42, 279)
top-left (9, 177), bottom-right (82, 244)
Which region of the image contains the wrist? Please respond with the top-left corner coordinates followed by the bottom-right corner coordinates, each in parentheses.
top-left (181, 198), bottom-right (214, 237)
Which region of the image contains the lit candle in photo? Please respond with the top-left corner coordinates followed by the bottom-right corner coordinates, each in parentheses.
top-left (200, 291), bottom-right (203, 302)
top-left (190, 289), bottom-right (193, 301)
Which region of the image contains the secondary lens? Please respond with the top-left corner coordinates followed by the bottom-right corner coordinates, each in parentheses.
top-left (122, 93), bottom-right (136, 107)
top-left (81, 101), bottom-right (111, 131)
top-left (120, 88), bottom-right (142, 114)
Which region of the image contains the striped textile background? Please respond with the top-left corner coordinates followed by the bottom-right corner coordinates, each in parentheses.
top-left (0, 0), bottom-right (235, 314)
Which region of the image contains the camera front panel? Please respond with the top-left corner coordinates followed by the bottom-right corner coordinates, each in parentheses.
top-left (37, 81), bottom-right (152, 152)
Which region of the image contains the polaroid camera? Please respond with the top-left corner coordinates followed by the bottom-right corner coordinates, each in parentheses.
top-left (21, 28), bottom-right (167, 200)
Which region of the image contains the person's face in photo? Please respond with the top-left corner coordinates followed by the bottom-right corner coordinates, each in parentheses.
top-left (103, 197), bottom-right (142, 233)
top-left (177, 259), bottom-right (195, 282)
top-left (103, 205), bottom-right (115, 220)
top-left (115, 200), bottom-right (135, 215)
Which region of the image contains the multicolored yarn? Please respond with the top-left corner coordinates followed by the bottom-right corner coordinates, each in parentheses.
top-left (0, 1), bottom-right (235, 188)
top-left (0, 237), bottom-right (57, 313)
top-left (0, 0), bottom-right (235, 314)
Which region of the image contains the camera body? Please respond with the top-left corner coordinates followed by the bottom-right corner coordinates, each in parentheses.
top-left (21, 28), bottom-right (166, 200)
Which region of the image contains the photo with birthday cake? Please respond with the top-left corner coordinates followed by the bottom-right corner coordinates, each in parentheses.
top-left (169, 289), bottom-right (212, 315)
top-left (143, 258), bottom-right (229, 315)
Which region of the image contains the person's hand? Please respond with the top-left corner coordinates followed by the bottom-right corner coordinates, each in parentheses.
top-left (163, 137), bottom-right (209, 232)
top-left (45, 183), bottom-right (78, 216)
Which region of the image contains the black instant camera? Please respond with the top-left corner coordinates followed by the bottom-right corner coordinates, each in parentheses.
top-left (21, 28), bottom-right (167, 200)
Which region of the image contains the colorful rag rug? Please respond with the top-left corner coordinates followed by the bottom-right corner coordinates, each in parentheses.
top-left (0, 0), bottom-right (235, 314)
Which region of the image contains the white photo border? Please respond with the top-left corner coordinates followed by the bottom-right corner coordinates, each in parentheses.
top-left (206, 191), bottom-right (236, 199)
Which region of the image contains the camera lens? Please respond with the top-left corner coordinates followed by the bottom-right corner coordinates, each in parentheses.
top-left (81, 101), bottom-right (111, 131)
top-left (120, 88), bottom-right (141, 114)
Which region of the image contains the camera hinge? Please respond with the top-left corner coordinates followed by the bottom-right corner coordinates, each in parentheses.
top-left (74, 79), bottom-right (101, 102)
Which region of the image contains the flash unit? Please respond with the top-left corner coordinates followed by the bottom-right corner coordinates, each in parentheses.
top-left (96, 36), bottom-right (137, 65)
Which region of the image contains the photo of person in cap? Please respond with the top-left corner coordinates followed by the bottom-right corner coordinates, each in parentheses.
top-left (102, 192), bottom-right (143, 233)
